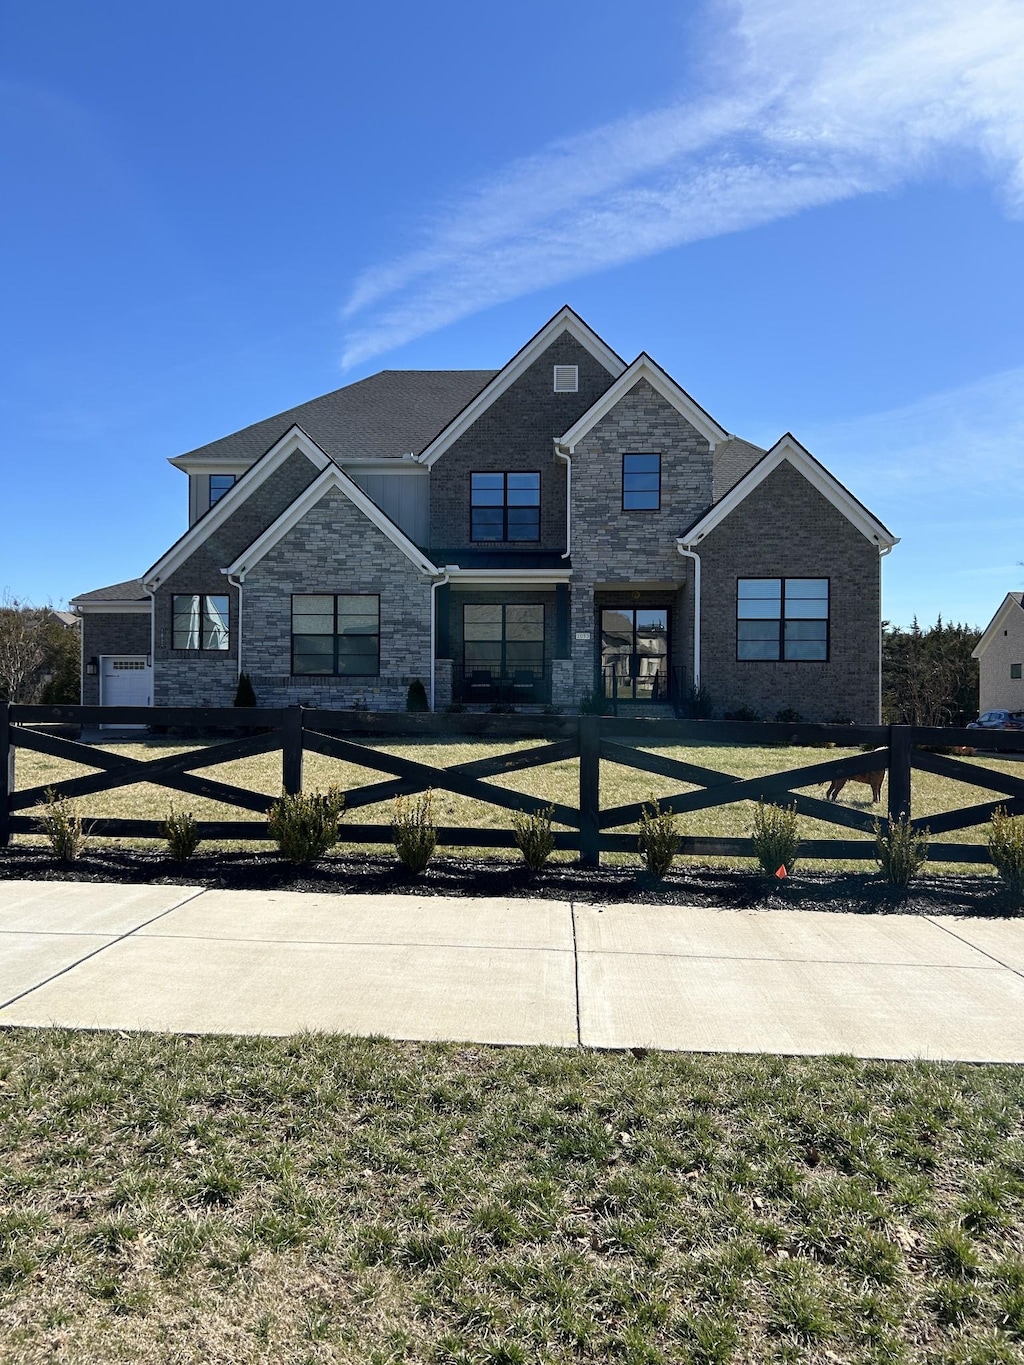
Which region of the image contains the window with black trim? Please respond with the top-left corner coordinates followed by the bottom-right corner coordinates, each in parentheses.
top-left (736, 579), bottom-right (829, 661)
top-left (209, 475), bottom-right (235, 506)
top-left (622, 453), bottom-right (660, 510)
top-left (291, 595), bottom-right (380, 675)
top-left (471, 472), bottom-right (540, 541)
top-left (172, 595), bottom-right (229, 650)
top-left (464, 604), bottom-right (544, 677)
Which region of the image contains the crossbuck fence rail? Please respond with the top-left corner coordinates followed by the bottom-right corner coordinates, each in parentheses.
top-left (2, 703), bottom-right (1023, 866)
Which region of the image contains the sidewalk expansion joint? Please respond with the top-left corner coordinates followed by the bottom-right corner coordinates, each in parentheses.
top-left (924, 915), bottom-right (1024, 981)
top-left (570, 902), bottom-right (582, 1048)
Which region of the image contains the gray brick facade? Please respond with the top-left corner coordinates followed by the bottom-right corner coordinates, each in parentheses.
top-left (80, 612), bottom-right (151, 705)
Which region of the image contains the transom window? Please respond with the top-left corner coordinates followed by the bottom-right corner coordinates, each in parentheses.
top-left (292, 595), bottom-right (380, 676)
top-left (471, 472), bottom-right (540, 542)
top-left (209, 475), bottom-right (235, 506)
top-left (464, 604), bottom-right (544, 677)
top-left (622, 453), bottom-right (661, 510)
top-left (172, 595), bottom-right (229, 651)
top-left (737, 579), bottom-right (829, 661)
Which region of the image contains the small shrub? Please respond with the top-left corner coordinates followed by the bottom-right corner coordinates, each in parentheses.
top-left (164, 806), bottom-right (201, 863)
top-left (680, 683), bottom-right (714, 719)
top-left (37, 789), bottom-right (87, 861)
top-left (392, 792), bottom-right (437, 875)
top-left (774, 707), bottom-right (805, 724)
top-left (637, 798), bottom-right (680, 879)
top-left (874, 815), bottom-right (928, 892)
top-left (267, 787), bottom-right (345, 865)
top-left (751, 801), bottom-right (799, 876)
top-left (233, 672), bottom-right (257, 707)
top-left (406, 678), bottom-right (429, 712)
top-left (724, 706), bottom-right (760, 723)
top-left (578, 690), bottom-right (606, 715)
top-left (542, 703), bottom-right (564, 716)
top-left (489, 701), bottom-right (515, 714)
top-left (444, 701), bottom-right (466, 713)
top-left (512, 805), bottom-right (556, 873)
top-left (988, 807), bottom-right (1024, 900)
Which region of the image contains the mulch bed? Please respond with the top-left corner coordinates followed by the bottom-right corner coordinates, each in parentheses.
top-left (0, 845), bottom-right (1019, 917)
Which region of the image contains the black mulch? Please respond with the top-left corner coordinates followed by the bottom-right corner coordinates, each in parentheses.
top-left (0, 847), bottom-right (1020, 917)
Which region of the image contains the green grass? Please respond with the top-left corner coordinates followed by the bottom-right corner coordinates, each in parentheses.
top-left (12, 736), bottom-right (1019, 874)
top-left (0, 1030), bottom-right (1023, 1362)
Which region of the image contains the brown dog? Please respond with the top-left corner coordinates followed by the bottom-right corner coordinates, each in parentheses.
top-left (825, 752), bottom-right (886, 804)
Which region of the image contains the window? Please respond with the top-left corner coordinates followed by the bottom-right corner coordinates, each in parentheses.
top-left (464, 604), bottom-right (544, 677)
top-left (1012, 664), bottom-right (1022, 679)
top-left (622, 454), bottom-right (660, 510)
top-left (471, 472), bottom-right (540, 542)
top-left (553, 365), bottom-right (578, 392)
top-left (209, 475), bottom-right (235, 506)
top-left (172, 595), bottom-right (229, 650)
top-left (737, 579), bottom-right (829, 661)
top-left (291, 595), bottom-right (379, 675)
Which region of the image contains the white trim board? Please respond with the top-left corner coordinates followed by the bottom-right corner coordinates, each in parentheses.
top-left (678, 434), bottom-right (899, 550)
top-left (168, 457), bottom-right (256, 473)
top-left (71, 601), bottom-right (152, 614)
top-left (225, 465), bottom-right (440, 581)
top-left (418, 306), bottom-right (625, 468)
top-left (558, 353), bottom-right (728, 452)
top-left (443, 568), bottom-right (572, 586)
top-left (973, 594), bottom-right (1024, 658)
top-left (144, 426), bottom-right (331, 588)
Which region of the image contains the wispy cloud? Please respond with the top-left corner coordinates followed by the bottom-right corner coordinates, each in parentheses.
top-left (340, 0), bottom-right (1024, 366)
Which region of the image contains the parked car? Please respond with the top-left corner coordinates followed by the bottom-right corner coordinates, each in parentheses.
top-left (967, 709), bottom-right (1024, 730)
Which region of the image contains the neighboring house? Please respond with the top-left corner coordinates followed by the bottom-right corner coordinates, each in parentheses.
top-left (972, 594), bottom-right (1024, 714)
top-left (72, 307), bottom-right (898, 721)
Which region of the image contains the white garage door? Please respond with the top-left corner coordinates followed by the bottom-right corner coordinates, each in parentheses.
top-left (100, 657), bottom-right (152, 716)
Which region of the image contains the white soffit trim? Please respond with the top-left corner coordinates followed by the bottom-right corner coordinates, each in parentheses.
top-left (225, 465), bottom-right (440, 580)
top-left (558, 353), bottom-right (728, 452)
top-left (72, 601), bottom-right (152, 614)
top-left (144, 426), bottom-right (331, 587)
top-left (419, 306), bottom-right (626, 468)
top-left (168, 457), bottom-right (255, 473)
top-left (972, 594), bottom-right (1024, 658)
top-left (678, 434), bottom-right (899, 550)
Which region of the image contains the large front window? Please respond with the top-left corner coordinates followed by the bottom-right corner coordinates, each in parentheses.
top-left (471, 472), bottom-right (540, 541)
top-left (737, 578), bottom-right (829, 661)
top-left (464, 604), bottom-right (544, 679)
top-left (292, 595), bottom-right (380, 675)
top-left (172, 594), bottom-right (229, 650)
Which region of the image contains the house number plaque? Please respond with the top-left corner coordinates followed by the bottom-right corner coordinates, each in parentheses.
top-left (575, 631), bottom-right (592, 640)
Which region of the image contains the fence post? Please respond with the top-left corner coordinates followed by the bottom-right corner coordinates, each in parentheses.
top-left (888, 724), bottom-right (912, 825)
top-left (282, 706), bottom-right (304, 796)
top-left (579, 713), bottom-right (600, 867)
top-left (0, 702), bottom-right (12, 849)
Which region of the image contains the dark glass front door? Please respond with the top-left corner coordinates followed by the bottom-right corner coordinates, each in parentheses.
top-left (600, 608), bottom-right (669, 703)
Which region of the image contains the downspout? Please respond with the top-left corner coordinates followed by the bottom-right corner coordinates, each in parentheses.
top-left (877, 541), bottom-right (895, 723)
top-left (227, 572), bottom-right (244, 680)
top-left (429, 571), bottom-right (450, 712)
top-left (147, 591), bottom-right (156, 706)
top-left (554, 442), bottom-right (571, 559)
top-left (675, 542), bottom-right (701, 692)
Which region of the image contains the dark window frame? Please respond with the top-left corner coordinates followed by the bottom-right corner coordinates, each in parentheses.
top-left (171, 594), bottom-right (230, 651)
top-left (735, 577), bottom-right (830, 663)
top-left (622, 453), bottom-right (661, 511)
top-left (462, 603), bottom-right (546, 678)
top-left (290, 593), bottom-right (381, 677)
top-left (1012, 663), bottom-right (1022, 680)
top-left (470, 471), bottom-right (541, 543)
top-left (208, 474), bottom-right (236, 507)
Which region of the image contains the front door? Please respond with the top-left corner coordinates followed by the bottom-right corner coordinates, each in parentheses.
top-left (600, 608), bottom-right (669, 703)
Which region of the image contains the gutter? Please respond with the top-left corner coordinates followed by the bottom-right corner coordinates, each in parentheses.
top-left (675, 541), bottom-right (701, 691)
top-left (553, 442), bottom-right (571, 560)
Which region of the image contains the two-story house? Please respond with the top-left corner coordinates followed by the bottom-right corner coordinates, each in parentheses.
top-left (72, 307), bottom-right (898, 721)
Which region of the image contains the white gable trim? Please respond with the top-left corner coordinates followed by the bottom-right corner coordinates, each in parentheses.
top-left (225, 465), bottom-right (440, 581)
top-left (972, 594), bottom-right (1024, 659)
top-left (418, 307), bottom-right (625, 468)
top-left (558, 353), bottom-right (728, 452)
top-left (144, 426), bottom-right (331, 587)
top-left (678, 434), bottom-right (899, 550)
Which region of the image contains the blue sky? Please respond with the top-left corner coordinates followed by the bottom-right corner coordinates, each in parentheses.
top-left (2, 0), bottom-right (1023, 627)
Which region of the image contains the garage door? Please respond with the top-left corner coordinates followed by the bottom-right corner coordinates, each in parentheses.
top-left (100, 657), bottom-right (152, 717)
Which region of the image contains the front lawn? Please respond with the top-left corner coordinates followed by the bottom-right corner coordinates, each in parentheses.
top-left (0, 1030), bottom-right (1022, 1363)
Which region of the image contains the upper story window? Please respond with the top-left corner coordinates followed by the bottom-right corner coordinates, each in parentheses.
top-left (622, 453), bottom-right (661, 510)
top-left (172, 594), bottom-right (229, 650)
top-left (291, 594), bottom-right (380, 676)
top-left (553, 365), bottom-right (578, 393)
top-left (471, 472), bottom-right (540, 542)
top-left (209, 475), bottom-right (236, 507)
top-left (737, 578), bottom-right (829, 661)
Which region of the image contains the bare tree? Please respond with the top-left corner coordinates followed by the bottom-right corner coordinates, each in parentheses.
top-left (0, 592), bottom-right (79, 703)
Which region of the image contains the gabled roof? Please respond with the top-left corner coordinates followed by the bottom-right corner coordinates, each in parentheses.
top-left (71, 578), bottom-right (149, 608)
top-left (679, 433), bottom-right (899, 549)
top-left (145, 426), bottom-right (331, 588)
top-left (418, 306), bottom-right (626, 468)
top-left (558, 353), bottom-right (728, 451)
top-left (972, 593), bottom-right (1024, 658)
top-left (712, 436), bottom-right (766, 500)
top-left (170, 369), bottom-right (497, 469)
top-left (225, 465), bottom-right (439, 581)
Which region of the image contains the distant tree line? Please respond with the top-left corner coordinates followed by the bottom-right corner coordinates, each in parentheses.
top-left (882, 617), bottom-right (981, 726)
top-left (0, 594), bottom-right (80, 704)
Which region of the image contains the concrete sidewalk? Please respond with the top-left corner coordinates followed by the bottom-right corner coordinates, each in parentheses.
top-left (2, 879), bottom-right (1024, 1061)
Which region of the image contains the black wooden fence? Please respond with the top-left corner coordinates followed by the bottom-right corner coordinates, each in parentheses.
top-left (2, 702), bottom-right (1023, 866)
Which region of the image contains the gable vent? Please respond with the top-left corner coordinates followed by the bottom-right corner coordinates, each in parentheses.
top-left (553, 364), bottom-right (578, 393)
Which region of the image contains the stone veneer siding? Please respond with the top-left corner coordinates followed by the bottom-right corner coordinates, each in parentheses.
top-left (568, 379), bottom-right (711, 699)
top-left (238, 486), bottom-right (434, 709)
top-left (696, 460), bottom-right (882, 723)
top-left (429, 332), bottom-right (617, 554)
top-left (80, 612), bottom-right (151, 706)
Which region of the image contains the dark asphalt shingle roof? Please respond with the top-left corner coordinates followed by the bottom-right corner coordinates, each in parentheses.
top-left (71, 578), bottom-right (148, 605)
top-left (176, 369), bottom-right (499, 466)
